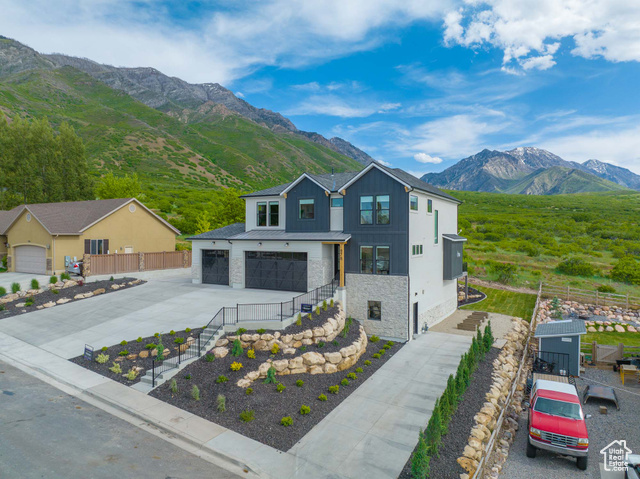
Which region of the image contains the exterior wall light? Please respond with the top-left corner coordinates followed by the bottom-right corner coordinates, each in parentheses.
top-left (257, 242), bottom-right (262, 247)
top-left (284, 242), bottom-right (289, 247)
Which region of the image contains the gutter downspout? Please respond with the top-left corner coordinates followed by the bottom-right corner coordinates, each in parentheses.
top-left (53, 235), bottom-right (58, 276)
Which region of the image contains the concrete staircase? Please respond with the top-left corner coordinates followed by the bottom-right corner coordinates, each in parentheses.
top-left (133, 326), bottom-right (224, 393)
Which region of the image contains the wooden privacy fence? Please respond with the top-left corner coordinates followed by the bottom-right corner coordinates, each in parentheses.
top-left (541, 283), bottom-right (640, 309)
top-left (84, 250), bottom-right (191, 276)
top-left (581, 341), bottom-right (640, 364)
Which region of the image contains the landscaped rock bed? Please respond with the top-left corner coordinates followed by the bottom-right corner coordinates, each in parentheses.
top-left (399, 347), bottom-right (500, 479)
top-left (0, 277), bottom-right (145, 320)
top-left (458, 285), bottom-right (487, 307)
top-left (70, 327), bottom-right (203, 386)
top-left (150, 334), bottom-right (402, 451)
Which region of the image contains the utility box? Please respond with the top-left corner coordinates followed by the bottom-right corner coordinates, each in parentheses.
top-left (443, 234), bottom-right (467, 280)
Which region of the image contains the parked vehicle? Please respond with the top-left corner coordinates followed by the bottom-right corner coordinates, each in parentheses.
top-left (627, 454), bottom-right (640, 479)
top-left (66, 261), bottom-right (83, 276)
top-left (527, 378), bottom-right (589, 470)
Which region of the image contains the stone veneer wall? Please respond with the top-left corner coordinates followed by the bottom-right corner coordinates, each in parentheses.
top-left (230, 256), bottom-right (243, 287)
top-left (307, 258), bottom-right (326, 290)
top-left (419, 296), bottom-right (458, 331)
top-left (345, 273), bottom-right (409, 341)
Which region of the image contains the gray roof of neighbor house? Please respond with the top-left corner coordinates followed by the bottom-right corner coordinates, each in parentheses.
top-left (188, 223), bottom-right (350, 242)
top-left (188, 223), bottom-right (246, 240)
top-left (240, 162), bottom-right (460, 203)
top-left (0, 198), bottom-right (179, 235)
top-left (535, 320), bottom-right (587, 338)
top-left (442, 234), bottom-right (467, 242)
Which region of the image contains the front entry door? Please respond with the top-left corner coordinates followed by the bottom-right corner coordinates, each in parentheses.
top-left (413, 302), bottom-right (419, 334)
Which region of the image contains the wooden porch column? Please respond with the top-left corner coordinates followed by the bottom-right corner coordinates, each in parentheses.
top-left (339, 242), bottom-right (345, 288)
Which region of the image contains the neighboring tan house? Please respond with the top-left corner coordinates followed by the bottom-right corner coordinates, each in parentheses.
top-left (189, 161), bottom-right (465, 341)
top-left (0, 198), bottom-right (179, 275)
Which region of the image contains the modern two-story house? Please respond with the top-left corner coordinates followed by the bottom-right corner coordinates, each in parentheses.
top-left (189, 162), bottom-right (465, 341)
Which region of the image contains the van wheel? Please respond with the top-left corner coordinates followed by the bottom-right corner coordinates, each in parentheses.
top-left (526, 441), bottom-right (537, 458)
top-left (577, 456), bottom-right (588, 470)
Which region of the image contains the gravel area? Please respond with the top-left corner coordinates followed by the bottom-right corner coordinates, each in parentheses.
top-left (0, 277), bottom-right (144, 320)
top-left (150, 336), bottom-right (403, 452)
top-left (502, 367), bottom-right (640, 478)
top-left (70, 327), bottom-right (203, 385)
top-left (399, 347), bottom-right (501, 479)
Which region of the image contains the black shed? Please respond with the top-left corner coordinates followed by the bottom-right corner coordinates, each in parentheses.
top-left (534, 320), bottom-right (586, 377)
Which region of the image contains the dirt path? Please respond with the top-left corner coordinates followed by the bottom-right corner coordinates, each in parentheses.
top-left (467, 277), bottom-right (538, 295)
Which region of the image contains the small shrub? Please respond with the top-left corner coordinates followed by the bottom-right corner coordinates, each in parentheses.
top-left (24, 297), bottom-right (34, 306)
top-left (364, 360), bottom-right (371, 366)
top-left (300, 405), bottom-right (311, 415)
top-left (169, 330), bottom-right (176, 336)
top-left (318, 394), bottom-right (328, 401)
top-left (322, 300), bottom-right (327, 311)
top-left (611, 256), bottom-right (640, 285)
top-left (11, 282), bottom-right (20, 294)
top-left (316, 341), bottom-right (325, 348)
top-left (109, 362), bottom-right (122, 374)
top-left (60, 272), bottom-right (70, 281)
top-left (385, 341), bottom-right (394, 347)
top-left (382, 344), bottom-right (391, 350)
top-left (296, 379), bottom-right (304, 387)
top-left (231, 339), bottom-right (244, 357)
top-left (216, 375), bottom-right (228, 383)
top-left (230, 361), bottom-right (243, 371)
top-left (270, 343), bottom-right (280, 355)
top-left (185, 328), bottom-right (191, 333)
top-left (30, 279), bottom-right (39, 290)
top-left (245, 387), bottom-right (253, 395)
top-left (597, 284), bottom-right (616, 293)
top-left (341, 316), bottom-right (353, 338)
top-left (101, 346), bottom-right (108, 352)
top-left (50, 276), bottom-right (58, 285)
top-left (192, 385), bottom-right (201, 401)
top-left (411, 432), bottom-right (431, 478)
top-left (276, 383), bottom-right (286, 393)
top-left (370, 335), bottom-right (380, 343)
top-left (205, 353), bottom-right (215, 362)
top-left (332, 340), bottom-right (339, 346)
top-left (154, 332), bottom-right (160, 338)
top-left (330, 299), bottom-right (334, 307)
top-left (378, 349), bottom-right (386, 355)
top-left (256, 328), bottom-right (266, 334)
top-left (236, 327), bottom-right (247, 335)
top-left (0, 286), bottom-right (5, 297)
top-left (281, 416), bottom-right (293, 427)
top-left (347, 372), bottom-right (357, 380)
top-left (119, 350), bottom-right (129, 356)
top-left (96, 353), bottom-right (109, 364)
top-left (0, 304), bottom-right (4, 311)
top-left (240, 409), bottom-right (255, 422)
top-left (51, 289), bottom-right (59, 294)
top-left (120, 340), bottom-right (128, 346)
top-left (184, 374), bottom-right (192, 380)
top-left (125, 368), bottom-right (139, 380)
top-left (247, 349), bottom-right (256, 359)
top-left (328, 385), bottom-right (339, 394)
top-left (296, 313), bottom-right (302, 326)
top-left (145, 343), bottom-right (157, 350)
top-left (109, 276), bottom-right (114, 281)
top-left (556, 257), bottom-right (596, 277)
top-left (372, 353), bottom-right (381, 359)
top-left (355, 367), bottom-right (363, 373)
top-left (174, 337), bottom-right (185, 344)
top-left (136, 337), bottom-right (143, 343)
top-left (216, 393), bottom-right (225, 410)
top-left (299, 346), bottom-right (307, 352)
top-left (315, 306), bottom-right (320, 316)
top-left (341, 378), bottom-right (349, 386)
top-left (264, 366), bottom-right (277, 384)
top-left (170, 379), bottom-right (178, 393)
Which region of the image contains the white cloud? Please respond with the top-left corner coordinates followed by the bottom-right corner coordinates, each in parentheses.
top-left (287, 95), bottom-right (401, 118)
top-left (414, 153), bottom-right (443, 164)
top-left (235, 91), bottom-right (245, 98)
top-left (443, 1), bottom-right (640, 72)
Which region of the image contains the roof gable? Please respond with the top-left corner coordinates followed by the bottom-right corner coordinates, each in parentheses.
top-left (281, 173), bottom-right (330, 196)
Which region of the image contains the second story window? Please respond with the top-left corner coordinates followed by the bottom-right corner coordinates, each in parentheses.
top-left (410, 195), bottom-right (418, 211)
top-left (377, 195), bottom-right (390, 224)
top-left (434, 210), bottom-right (439, 244)
top-left (360, 195), bottom-right (390, 225)
top-left (427, 199), bottom-right (433, 214)
top-left (269, 201), bottom-right (279, 226)
top-left (299, 198), bottom-right (315, 220)
top-left (331, 197), bottom-right (343, 207)
top-left (257, 202), bottom-right (267, 227)
top-left (360, 196), bottom-right (373, 224)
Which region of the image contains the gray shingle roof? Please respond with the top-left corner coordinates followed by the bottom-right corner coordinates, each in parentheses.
top-left (188, 223), bottom-right (246, 240)
top-left (0, 208), bottom-right (22, 235)
top-left (535, 320), bottom-right (587, 338)
top-left (240, 184), bottom-right (291, 198)
top-left (377, 164), bottom-right (461, 203)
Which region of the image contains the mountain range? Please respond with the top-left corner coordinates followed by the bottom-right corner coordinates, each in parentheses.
top-left (0, 36), bottom-right (371, 191)
top-left (421, 147), bottom-right (640, 195)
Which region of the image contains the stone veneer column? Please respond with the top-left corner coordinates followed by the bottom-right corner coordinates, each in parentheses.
top-left (82, 254), bottom-right (91, 276)
top-left (230, 256), bottom-right (243, 287)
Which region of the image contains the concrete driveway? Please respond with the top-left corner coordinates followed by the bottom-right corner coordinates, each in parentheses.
top-left (0, 272), bottom-right (52, 292)
top-left (0, 274), bottom-right (296, 359)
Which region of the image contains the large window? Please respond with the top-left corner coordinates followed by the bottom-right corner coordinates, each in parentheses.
top-left (434, 210), bottom-right (439, 244)
top-left (410, 195), bottom-right (418, 211)
top-left (331, 197), bottom-right (343, 207)
top-left (90, 239), bottom-right (107, 255)
top-left (368, 301), bottom-right (382, 321)
top-left (269, 201), bottom-right (279, 226)
top-left (257, 202), bottom-right (267, 227)
top-left (360, 196), bottom-right (373, 225)
top-left (360, 245), bottom-right (390, 274)
top-left (360, 194), bottom-right (390, 225)
top-left (299, 198), bottom-right (315, 219)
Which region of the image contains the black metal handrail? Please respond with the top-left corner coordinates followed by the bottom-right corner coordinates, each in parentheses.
top-left (151, 335), bottom-right (202, 387)
top-left (532, 349), bottom-right (571, 376)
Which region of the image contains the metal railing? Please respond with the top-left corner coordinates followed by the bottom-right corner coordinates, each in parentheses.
top-left (532, 349), bottom-right (571, 376)
top-left (151, 335), bottom-right (201, 387)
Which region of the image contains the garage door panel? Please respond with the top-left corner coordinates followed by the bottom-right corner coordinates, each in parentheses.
top-left (14, 245), bottom-right (47, 274)
top-left (245, 251), bottom-right (307, 292)
top-left (202, 250), bottom-right (229, 285)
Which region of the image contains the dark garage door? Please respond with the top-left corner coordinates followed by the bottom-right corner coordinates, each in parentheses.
top-left (202, 250), bottom-right (229, 285)
top-left (245, 251), bottom-right (307, 292)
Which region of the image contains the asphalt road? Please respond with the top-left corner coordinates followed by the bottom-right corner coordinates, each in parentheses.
top-left (0, 361), bottom-right (240, 479)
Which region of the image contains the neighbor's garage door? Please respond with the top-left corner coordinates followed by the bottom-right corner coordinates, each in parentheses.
top-left (245, 251), bottom-right (307, 292)
top-left (202, 250), bottom-right (229, 285)
top-left (14, 245), bottom-right (46, 274)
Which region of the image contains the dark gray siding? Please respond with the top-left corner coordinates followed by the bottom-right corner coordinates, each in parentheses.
top-left (343, 168), bottom-right (409, 275)
top-left (285, 178), bottom-right (330, 232)
top-left (539, 336), bottom-right (581, 376)
top-left (443, 239), bottom-right (464, 280)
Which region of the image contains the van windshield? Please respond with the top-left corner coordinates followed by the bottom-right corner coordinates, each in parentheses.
top-left (534, 397), bottom-right (582, 420)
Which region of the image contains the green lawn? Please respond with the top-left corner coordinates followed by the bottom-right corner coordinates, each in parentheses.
top-left (580, 331), bottom-right (640, 358)
top-left (461, 284), bottom-right (537, 321)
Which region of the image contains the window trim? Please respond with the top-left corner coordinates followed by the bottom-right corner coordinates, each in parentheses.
top-left (268, 201), bottom-right (279, 227)
top-left (256, 201), bottom-right (267, 227)
top-left (298, 198), bottom-right (315, 220)
top-left (410, 195), bottom-right (418, 212)
top-left (367, 300), bottom-right (382, 321)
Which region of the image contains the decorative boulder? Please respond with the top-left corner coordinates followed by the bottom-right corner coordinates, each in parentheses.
top-left (302, 351), bottom-right (326, 366)
top-left (212, 347), bottom-right (229, 358)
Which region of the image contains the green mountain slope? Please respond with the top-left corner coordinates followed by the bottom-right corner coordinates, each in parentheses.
top-left (503, 167), bottom-right (629, 195)
top-left (0, 60), bottom-right (361, 192)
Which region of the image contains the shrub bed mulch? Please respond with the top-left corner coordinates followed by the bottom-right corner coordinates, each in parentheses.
top-left (243, 303), bottom-right (341, 336)
top-left (457, 286), bottom-right (487, 307)
top-left (70, 327), bottom-right (203, 386)
top-left (150, 337), bottom-right (403, 452)
top-left (398, 347), bottom-right (500, 479)
top-left (0, 277), bottom-right (144, 320)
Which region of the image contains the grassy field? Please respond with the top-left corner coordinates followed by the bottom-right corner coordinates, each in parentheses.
top-left (461, 284), bottom-right (537, 321)
top-left (580, 331), bottom-right (640, 359)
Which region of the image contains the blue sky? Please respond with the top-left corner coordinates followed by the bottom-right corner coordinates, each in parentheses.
top-left (2, 0), bottom-right (640, 174)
